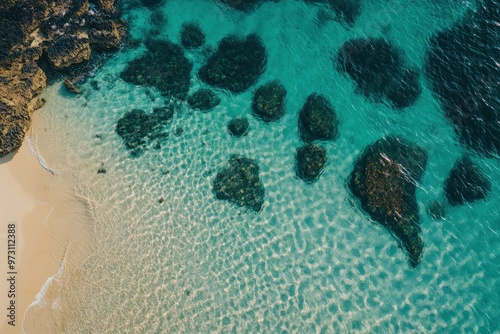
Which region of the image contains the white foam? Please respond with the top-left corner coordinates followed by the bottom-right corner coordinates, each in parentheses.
top-left (26, 135), bottom-right (56, 175)
top-left (22, 255), bottom-right (65, 334)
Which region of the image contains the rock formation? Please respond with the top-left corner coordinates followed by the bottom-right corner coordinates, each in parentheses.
top-left (121, 39), bottom-right (193, 99)
top-left (187, 89), bottom-right (221, 111)
top-left (425, 0), bottom-right (499, 156)
top-left (444, 156), bottom-right (491, 206)
top-left (252, 80), bottom-right (287, 122)
top-left (349, 136), bottom-right (428, 267)
top-left (198, 34), bottom-right (267, 93)
top-left (296, 143), bottom-right (327, 182)
top-left (213, 155), bottom-right (265, 211)
top-left (0, 0), bottom-right (125, 157)
top-left (228, 117), bottom-right (250, 137)
top-left (337, 38), bottom-right (421, 109)
top-left (298, 93), bottom-right (339, 142)
top-left (180, 22), bottom-right (206, 49)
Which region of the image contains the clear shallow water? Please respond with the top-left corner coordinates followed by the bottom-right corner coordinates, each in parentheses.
top-left (26, 0), bottom-right (499, 332)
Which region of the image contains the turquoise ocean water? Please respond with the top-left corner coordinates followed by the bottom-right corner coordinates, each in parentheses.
top-left (26, 0), bottom-right (499, 332)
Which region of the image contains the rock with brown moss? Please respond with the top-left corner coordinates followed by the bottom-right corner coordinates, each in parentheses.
top-left (349, 135), bottom-right (428, 267)
top-left (47, 36), bottom-right (91, 70)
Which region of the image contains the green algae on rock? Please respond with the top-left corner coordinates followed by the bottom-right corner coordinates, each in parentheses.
top-left (349, 135), bottom-right (428, 267)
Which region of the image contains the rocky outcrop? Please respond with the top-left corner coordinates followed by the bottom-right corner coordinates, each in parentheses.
top-left (298, 93), bottom-right (339, 142)
top-left (296, 144), bottom-right (327, 183)
top-left (252, 80), bottom-right (287, 122)
top-left (349, 136), bottom-right (428, 267)
top-left (198, 34), bottom-right (267, 93)
top-left (47, 36), bottom-right (91, 70)
top-left (444, 156), bottom-right (491, 206)
top-left (213, 155), bottom-right (265, 212)
top-left (0, 0), bottom-right (125, 157)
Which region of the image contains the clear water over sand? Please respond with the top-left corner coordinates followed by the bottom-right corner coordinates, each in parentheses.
top-left (25, 0), bottom-right (499, 332)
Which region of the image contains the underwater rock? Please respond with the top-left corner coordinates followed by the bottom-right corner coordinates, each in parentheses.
top-left (304, 0), bottom-right (362, 25)
top-left (349, 135), bottom-right (428, 267)
top-left (252, 80), bottom-right (287, 122)
top-left (198, 34), bottom-right (267, 93)
top-left (385, 68), bottom-right (422, 110)
top-left (140, 0), bottom-right (164, 8)
top-left (47, 36), bottom-right (91, 70)
top-left (298, 93), bottom-right (339, 142)
top-left (425, 0), bottom-right (500, 156)
top-left (187, 89), bottom-right (221, 111)
top-left (115, 109), bottom-right (152, 150)
top-left (149, 105), bottom-right (174, 124)
top-left (228, 117), bottom-right (249, 137)
top-left (337, 38), bottom-right (421, 109)
top-left (121, 39), bottom-right (193, 99)
top-left (296, 143), bottom-right (327, 183)
top-left (213, 155), bottom-right (265, 212)
top-left (180, 22), bottom-right (205, 49)
top-left (426, 200), bottom-right (445, 220)
top-left (150, 9), bottom-right (167, 27)
top-left (217, 0), bottom-right (279, 12)
top-left (444, 156), bottom-right (491, 206)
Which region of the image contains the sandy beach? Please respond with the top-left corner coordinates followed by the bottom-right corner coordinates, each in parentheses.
top-left (0, 140), bottom-right (63, 333)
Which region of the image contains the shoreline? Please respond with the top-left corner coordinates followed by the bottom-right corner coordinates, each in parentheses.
top-left (0, 140), bottom-right (62, 333)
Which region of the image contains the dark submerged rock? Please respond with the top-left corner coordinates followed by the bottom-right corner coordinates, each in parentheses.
top-left (349, 136), bottom-right (428, 267)
top-left (198, 34), bottom-right (267, 93)
top-left (252, 80), bottom-right (287, 122)
top-left (140, 0), bottom-right (164, 9)
top-left (116, 106), bottom-right (171, 155)
top-left (444, 156), bottom-right (491, 206)
top-left (228, 117), bottom-right (249, 137)
top-left (304, 0), bottom-right (362, 25)
top-left (149, 105), bottom-right (174, 124)
top-left (150, 9), bottom-right (167, 27)
top-left (425, 0), bottom-right (500, 156)
top-left (296, 144), bottom-right (327, 183)
top-left (180, 22), bottom-right (205, 49)
top-left (121, 39), bottom-right (193, 99)
top-left (298, 93), bottom-right (339, 142)
top-left (116, 109), bottom-right (152, 150)
top-left (426, 200), bottom-right (445, 220)
top-left (337, 38), bottom-right (421, 109)
top-left (217, 0), bottom-right (278, 12)
top-left (187, 89), bottom-right (221, 111)
top-left (213, 155), bottom-right (265, 212)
